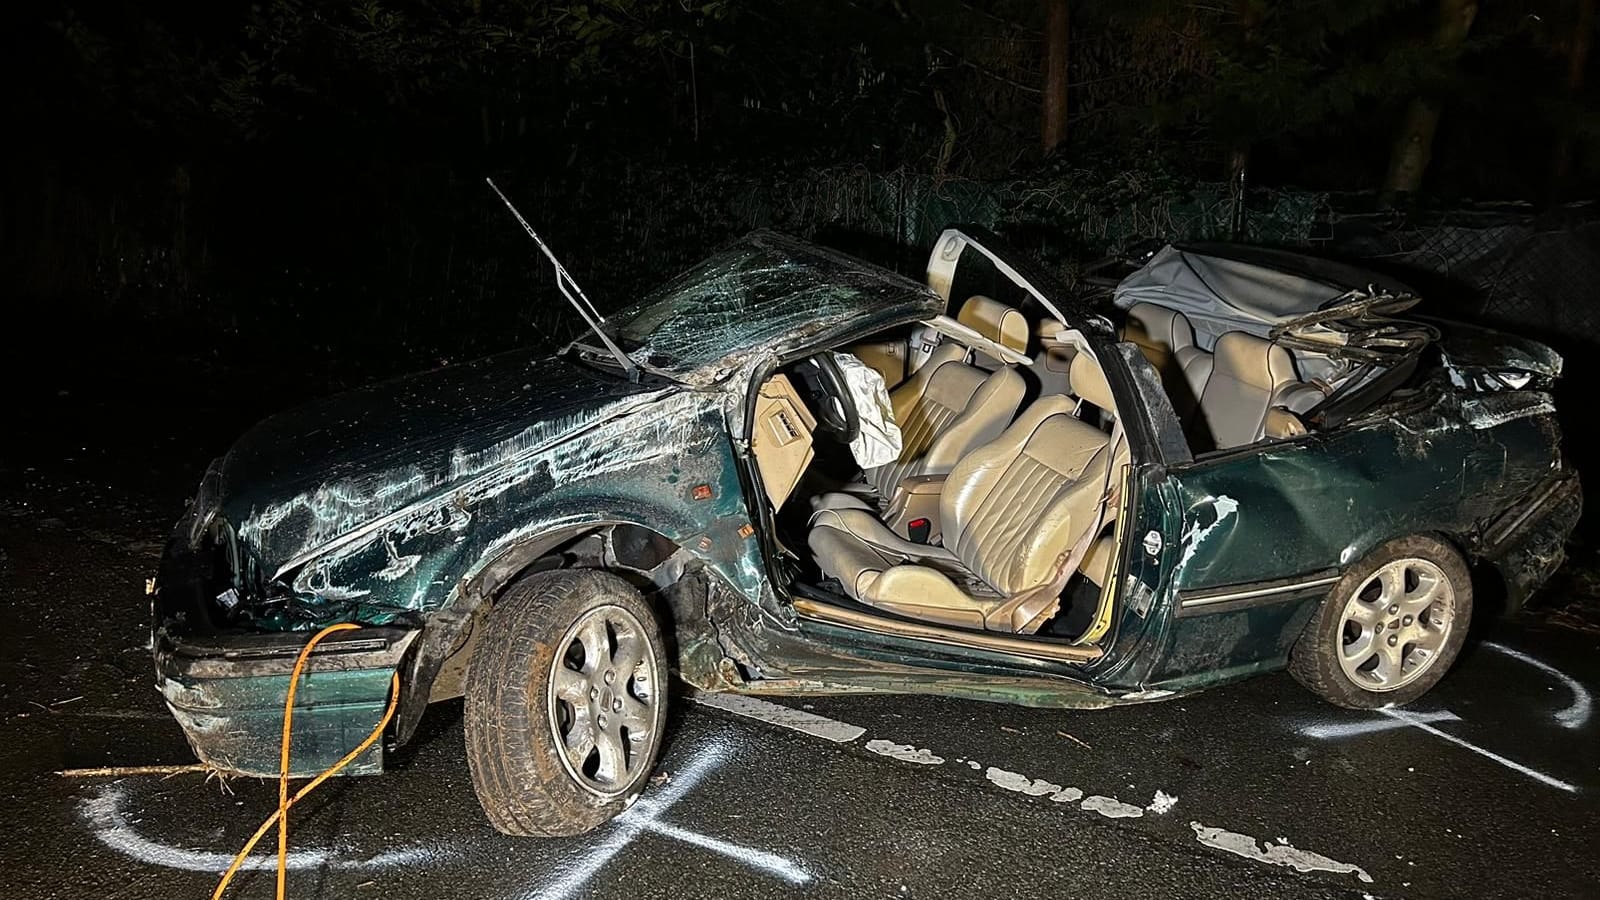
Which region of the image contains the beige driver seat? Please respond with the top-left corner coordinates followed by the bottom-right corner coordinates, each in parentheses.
top-left (809, 353), bottom-right (1125, 634)
top-left (816, 338), bottom-right (1025, 511)
top-left (956, 295), bottom-right (1028, 370)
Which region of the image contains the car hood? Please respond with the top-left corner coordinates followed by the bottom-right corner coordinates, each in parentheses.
top-left (207, 350), bottom-right (677, 577)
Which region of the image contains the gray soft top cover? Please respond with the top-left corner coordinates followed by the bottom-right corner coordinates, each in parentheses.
top-left (1113, 243), bottom-right (1410, 351)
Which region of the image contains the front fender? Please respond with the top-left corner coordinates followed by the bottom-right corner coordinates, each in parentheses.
top-left (265, 390), bottom-right (768, 741)
top-left (275, 390), bottom-right (760, 623)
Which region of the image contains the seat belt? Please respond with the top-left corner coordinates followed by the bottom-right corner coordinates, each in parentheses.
top-left (1007, 414), bottom-right (1126, 634)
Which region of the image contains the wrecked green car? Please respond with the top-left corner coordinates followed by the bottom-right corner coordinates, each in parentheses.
top-left (154, 226), bottom-right (1579, 836)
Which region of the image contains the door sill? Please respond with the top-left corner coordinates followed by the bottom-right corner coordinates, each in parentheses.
top-left (792, 597), bottom-right (1103, 664)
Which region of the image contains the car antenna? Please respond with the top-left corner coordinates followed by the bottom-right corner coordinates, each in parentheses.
top-left (485, 177), bottom-right (640, 383)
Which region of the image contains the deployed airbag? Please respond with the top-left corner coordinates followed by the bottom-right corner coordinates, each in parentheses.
top-left (832, 352), bottom-right (903, 468)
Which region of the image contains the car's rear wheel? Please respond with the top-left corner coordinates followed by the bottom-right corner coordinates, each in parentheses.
top-left (464, 569), bottom-right (668, 836)
top-left (1289, 535), bottom-right (1472, 708)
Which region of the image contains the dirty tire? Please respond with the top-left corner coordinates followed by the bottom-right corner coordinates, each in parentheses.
top-left (1290, 534), bottom-right (1473, 709)
top-left (464, 569), bottom-right (668, 837)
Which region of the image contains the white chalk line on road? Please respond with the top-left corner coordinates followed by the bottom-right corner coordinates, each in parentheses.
top-left (685, 689), bottom-right (866, 742)
top-left (81, 786), bottom-right (438, 873)
top-left (1297, 642), bottom-right (1588, 792)
top-left (1377, 709), bottom-right (1578, 793)
top-left (521, 743), bottom-right (811, 900)
top-left (1482, 641), bottom-right (1592, 729)
top-left (1299, 709), bottom-right (1461, 739)
top-left (689, 691), bottom-right (1379, 885)
top-left (80, 742), bottom-right (812, 896)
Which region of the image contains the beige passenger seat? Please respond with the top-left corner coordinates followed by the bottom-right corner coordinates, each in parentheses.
top-left (808, 352), bottom-right (1126, 634)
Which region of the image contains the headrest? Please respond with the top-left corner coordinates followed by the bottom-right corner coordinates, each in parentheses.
top-left (957, 296), bottom-right (1028, 354)
top-left (1213, 331), bottom-right (1297, 386)
top-left (1069, 352), bottom-right (1115, 413)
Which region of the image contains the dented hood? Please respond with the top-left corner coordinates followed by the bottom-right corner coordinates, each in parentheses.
top-left (211, 350), bottom-right (675, 576)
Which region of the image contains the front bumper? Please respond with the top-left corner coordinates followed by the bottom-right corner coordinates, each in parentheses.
top-left (154, 624), bottom-right (419, 777)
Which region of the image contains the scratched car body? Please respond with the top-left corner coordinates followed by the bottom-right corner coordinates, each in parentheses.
top-left (153, 227), bottom-right (1578, 834)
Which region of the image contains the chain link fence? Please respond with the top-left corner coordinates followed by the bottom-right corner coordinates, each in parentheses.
top-left (1324, 203), bottom-right (1600, 349)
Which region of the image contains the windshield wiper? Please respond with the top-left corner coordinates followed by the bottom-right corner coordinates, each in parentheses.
top-left (486, 178), bottom-right (640, 383)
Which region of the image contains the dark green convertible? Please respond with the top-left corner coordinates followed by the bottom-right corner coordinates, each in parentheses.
top-left (153, 227), bottom-right (1579, 836)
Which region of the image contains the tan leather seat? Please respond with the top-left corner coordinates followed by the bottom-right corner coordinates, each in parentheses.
top-left (1194, 331), bottom-right (1301, 449)
top-left (956, 295), bottom-right (1028, 368)
top-left (809, 353), bottom-right (1124, 634)
top-left (1032, 320), bottom-right (1076, 397)
top-left (1124, 303), bottom-right (1210, 422)
top-left (816, 342), bottom-right (1025, 510)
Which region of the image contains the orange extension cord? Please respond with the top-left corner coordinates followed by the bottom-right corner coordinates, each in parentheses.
top-left (210, 622), bottom-right (401, 900)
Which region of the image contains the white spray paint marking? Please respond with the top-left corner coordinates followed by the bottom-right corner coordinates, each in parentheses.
top-left (686, 691), bottom-right (865, 743)
top-left (1298, 709), bottom-right (1461, 739)
top-left (1080, 796), bottom-right (1144, 819)
top-left (1174, 495), bottom-right (1239, 575)
top-left (985, 767), bottom-right (1064, 797)
top-left (633, 817), bottom-right (810, 884)
top-left (525, 745), bottom-right (811, 900)
top-left (1147, 791), bottom-right (1179, 815)
top-left (1483, 642), bottom-right (1592, 729)
top-left (80, 786), bottom-right (437, 873)
top-left (1295, 643), bottom-right (1591, 792)
top-left (1190, 822), bottom-right (1373, 884)
top-left (1377, 709), bottom-right (1578, 793)
top-left (1049, 787), bottom-right (1084, 804)
top-left (865, 739), bottom-right (944, 765)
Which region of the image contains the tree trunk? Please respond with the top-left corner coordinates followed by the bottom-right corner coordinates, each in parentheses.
top-left (1041, 0), bottom-right (1069, 157)
top-left (1382, 0), bottom-right (1478, 196)
top-left (1552, 0), bottom-right (1595, 186)
top-left (1223, 0), bottom-right (1262, 185)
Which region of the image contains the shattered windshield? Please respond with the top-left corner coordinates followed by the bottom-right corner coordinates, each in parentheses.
top-left (607, 231), bottom-right (938, 377)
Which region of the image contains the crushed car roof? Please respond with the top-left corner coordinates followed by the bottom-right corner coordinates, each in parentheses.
top-left (608, 230), bottom-right (942, 381)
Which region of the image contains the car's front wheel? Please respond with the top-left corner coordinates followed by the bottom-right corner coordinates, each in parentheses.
top-left (464, 569), bottom-right (669, 836)
top-left (1289, 534), bottom-right (1473, 708)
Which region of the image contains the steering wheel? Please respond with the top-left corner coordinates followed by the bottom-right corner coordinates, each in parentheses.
top-left (804, 354), bottom-right (861, 444)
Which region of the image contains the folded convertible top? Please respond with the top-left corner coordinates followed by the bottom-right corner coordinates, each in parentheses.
top-left (1113, 243), bottom-right (1414, 351)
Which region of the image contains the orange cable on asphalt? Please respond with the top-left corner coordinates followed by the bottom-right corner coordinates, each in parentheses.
top-left (210, 622), bottom-right (400, 900)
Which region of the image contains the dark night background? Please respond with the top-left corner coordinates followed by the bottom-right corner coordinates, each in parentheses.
top-left (4, 0), bottom-right (1600, 611)
top-left (8, 0), bottom-right (1600, 356)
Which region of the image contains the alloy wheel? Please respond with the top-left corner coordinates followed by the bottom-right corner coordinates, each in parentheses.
top-left (545, 604), bottom-right (661, 797)
top-left (1336, 556), bottom-right (1456, 692)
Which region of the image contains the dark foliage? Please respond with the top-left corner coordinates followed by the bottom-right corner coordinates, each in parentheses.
top-left (4, 0), bottom-right (1598, 365)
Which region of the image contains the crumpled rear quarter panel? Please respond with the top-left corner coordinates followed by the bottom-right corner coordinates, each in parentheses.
top-left (1152, 388), bottom-right (1565, 686)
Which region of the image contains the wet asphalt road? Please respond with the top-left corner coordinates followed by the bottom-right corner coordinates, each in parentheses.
top-left (2, 492), bottom-right (1598, 900)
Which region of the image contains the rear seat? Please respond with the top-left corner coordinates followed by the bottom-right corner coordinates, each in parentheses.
top-left (1122, 304), bottom-right (1322, 451)
top-left (1123, 303), bottom-right (1210, 421)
